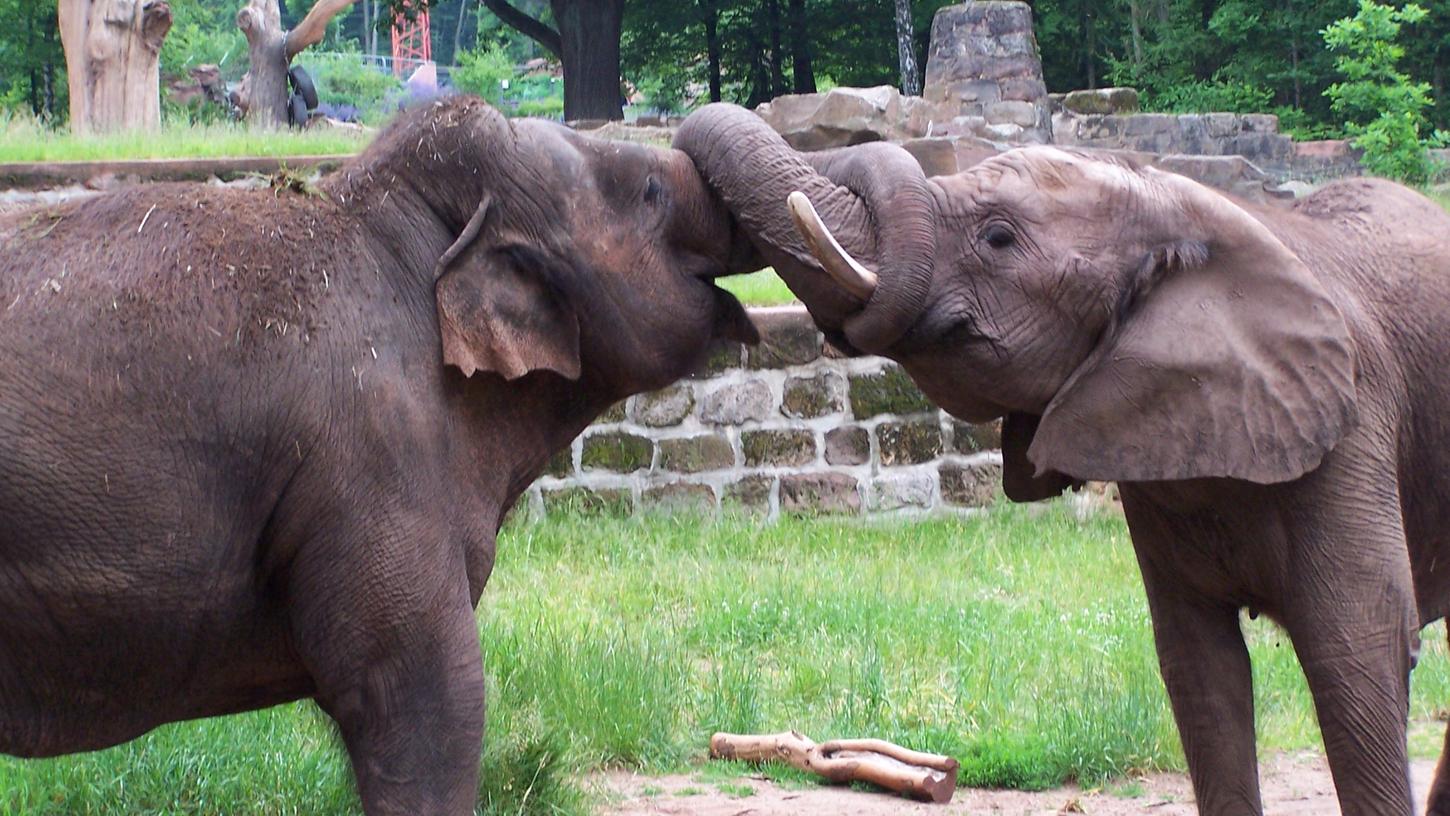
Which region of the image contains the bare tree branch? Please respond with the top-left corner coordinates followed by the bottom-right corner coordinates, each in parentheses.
top-left (286, 0), bottom-right (359, 60)
top-left (480, 0), bottom-right (561, 58)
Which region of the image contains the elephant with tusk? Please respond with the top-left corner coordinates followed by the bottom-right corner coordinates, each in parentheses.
top-left (676, 101), bottom-right (1450, 816)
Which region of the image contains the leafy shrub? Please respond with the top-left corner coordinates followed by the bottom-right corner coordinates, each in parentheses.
top-left (1151, 78), bottom-right (1273, 114)
top-left (297, 50), bottom-right (401, 125)
top-left (1323, 0), bottom-right (1442, 183)
top-left (515, 97), bottom-right (564, 118)
top-left (452, 45), bottom-right (516, 106)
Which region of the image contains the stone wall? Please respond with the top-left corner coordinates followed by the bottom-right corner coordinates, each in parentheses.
top-left (1052, 110), bottom-right (1295, 170)
top-left (754, 2), bottom-right (1051, 151)
top-left (525, 307), bottom-right (1004, 518)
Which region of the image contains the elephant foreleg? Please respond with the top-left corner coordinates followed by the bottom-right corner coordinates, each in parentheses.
top-left (1146, 585), bottom-right (1264, 814)
top-left (286, 535), bottom-right (485, 816)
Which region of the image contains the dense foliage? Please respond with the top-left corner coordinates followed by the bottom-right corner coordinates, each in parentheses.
top-left (1, 0), bottom-right (1447, 179)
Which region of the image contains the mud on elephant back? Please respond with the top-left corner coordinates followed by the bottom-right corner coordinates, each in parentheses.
top-left (676, 101), bottom-right (1450, 816)
top-left (0, 96), bottom-right (758, 815)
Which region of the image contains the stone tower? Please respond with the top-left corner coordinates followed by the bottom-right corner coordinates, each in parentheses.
top-left (923, 2), bottom-right (1052, 144)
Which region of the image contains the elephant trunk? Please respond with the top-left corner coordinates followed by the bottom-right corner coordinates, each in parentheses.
top-left (673, 103), bottom-right (935, 354)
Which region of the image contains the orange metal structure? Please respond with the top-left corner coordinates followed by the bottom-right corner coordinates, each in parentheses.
top-left (390, 1), bottom-right (431, 78)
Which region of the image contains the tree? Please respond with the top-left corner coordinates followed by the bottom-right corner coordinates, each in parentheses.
top-left (57, 0), bottom-right (174, 133)
top-left (894, 0), bottom-right (919, 95)
top-left (1324, 0), bottom-right (1441, 182)
top-left (236, 0), bottom-right (362, 128)
top-left (0, 0), bottom-right (66, 119)
top-left (481, 0), bottom-right (623, 120)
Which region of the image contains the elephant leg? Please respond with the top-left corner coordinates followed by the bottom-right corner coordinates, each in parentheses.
top-left (288, 539), bottom-right (485, 816)
top-left (1144, 579), bottom-right (1263, 813)
top-left (1123, 495), bottom-right (1263, 815)
top-left (1279, 512), bottom-right (1417, 816)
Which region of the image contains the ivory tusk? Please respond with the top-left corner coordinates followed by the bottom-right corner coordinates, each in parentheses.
top-left (786, 191), bottom-right (879, 301)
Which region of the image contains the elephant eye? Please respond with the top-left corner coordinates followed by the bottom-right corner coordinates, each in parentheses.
top-left (643, 175), bottom-right (663, 205)
top-left (983, 224), bottom-right (1016, 250)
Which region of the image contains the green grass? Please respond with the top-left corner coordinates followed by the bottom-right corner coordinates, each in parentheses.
top-left (717, 268), bottom-right (798, 306)
top-left (0, 117), bottom-right (372, 163)
top-left (2, 502), bottom-right (1447, 814)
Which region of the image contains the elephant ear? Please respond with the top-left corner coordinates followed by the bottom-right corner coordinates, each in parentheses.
top-left (435, 243), bottom-right (581, 381)
top-left (1028, 178), bottom-right (1358, 484)
top-left (1001, 413), bottom-right (1083, 502)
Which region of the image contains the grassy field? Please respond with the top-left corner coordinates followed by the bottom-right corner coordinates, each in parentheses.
top-left (717, 268), bottom-right (797, 306)
top-left (2, 501), bottom-right (1446, 814)
top-left (0, 118), bottom-right (371, 163)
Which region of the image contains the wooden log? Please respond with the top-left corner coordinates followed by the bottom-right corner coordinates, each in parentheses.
top-left (709, 730), bottom-right (959, 804)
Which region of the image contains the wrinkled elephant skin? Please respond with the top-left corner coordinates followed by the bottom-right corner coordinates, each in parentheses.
top-left (0, 97), bottom-right (757, 816)
top-left (678, 102), bottom-right (1450, 816)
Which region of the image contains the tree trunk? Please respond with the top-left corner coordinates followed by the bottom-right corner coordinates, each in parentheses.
top-left (483, 0), bottom-right (619, 120)
top-left (893, 0), bottom-right (919, 96)
top-left (58, 0), bottom-right (174, 134)
top-left (238, 0), bottom-right (357, 129)
top-left (453, 0), bottom-right (470, 63)
top-left (1128, 0), bottom-right (1143, 68)
top-left (788, 0), bottom-right (814, 94)
top-left (702, 0), bottom-right (721, 102)
top-left (767, 0), bottom-right (787, 98)
top-left (550, 0), bottom-right (623, 120)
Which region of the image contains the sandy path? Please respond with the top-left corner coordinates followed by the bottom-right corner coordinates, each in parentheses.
top-left (598, 755), bottom-right (1439, 815)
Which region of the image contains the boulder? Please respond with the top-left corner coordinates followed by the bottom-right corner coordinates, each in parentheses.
top-left (1061, 87), bottom-right (1139, 115)
top-left (756, 86), bottom-right (903, 151)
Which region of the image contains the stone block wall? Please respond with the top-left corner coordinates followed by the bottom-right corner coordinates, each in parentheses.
top-left (1052, 110), bottom-right (1295, 169)
top-left (525, 307), bottom-right (1004, 518)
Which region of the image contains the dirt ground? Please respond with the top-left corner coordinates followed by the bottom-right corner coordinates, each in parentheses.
top-left (598, 755), bottom-right (1438, 815)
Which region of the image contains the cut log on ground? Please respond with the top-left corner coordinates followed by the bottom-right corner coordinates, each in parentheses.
top-left (709, 730), bottom-right (959, 804)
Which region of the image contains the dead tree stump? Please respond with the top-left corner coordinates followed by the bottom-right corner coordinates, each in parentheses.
top-left (237, 0), bottom-right (355, 129)
top-left (58, 0), bottom-right (174, 134)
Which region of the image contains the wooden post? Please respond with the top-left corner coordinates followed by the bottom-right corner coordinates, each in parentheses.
top-left (58, 0), bottom-right (174, 135)
top-left (710, 731), bottom-right (959, 804)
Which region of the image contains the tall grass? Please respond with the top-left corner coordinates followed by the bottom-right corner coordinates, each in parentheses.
top-left (716, 268), bottom-right (797, 306)
top-left (0, 115), bottom-right (371, 163)
top-left (1, 502), bottom-right (1446, 813)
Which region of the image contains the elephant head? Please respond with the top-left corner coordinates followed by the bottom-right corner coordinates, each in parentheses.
top-left (337, 98), bottom-right (758, 402)
top-left (676, 104), bottom-right (1358, 497)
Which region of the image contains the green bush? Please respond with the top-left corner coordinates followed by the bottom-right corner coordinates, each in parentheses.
top-left (453, 45), bottom-right (516, 107)
top-left (1324, 0), bottom-right (1443, 183)
top-left (297, 50), bottom-right (402, 125)
top-left (1151, 78), bottom-right (1273, 114)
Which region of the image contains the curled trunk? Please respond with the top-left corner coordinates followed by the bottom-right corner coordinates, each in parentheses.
top-left (674, 103), bottom-right (935, 353)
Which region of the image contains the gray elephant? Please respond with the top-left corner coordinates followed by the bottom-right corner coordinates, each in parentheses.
top-left (676, 102), bottom-right (1450, 816)
top-left (0, 97), bottom-right (757, 815)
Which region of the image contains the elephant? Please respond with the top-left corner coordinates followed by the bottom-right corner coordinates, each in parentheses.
top-left (0, 96), bottom-right (757, 815)
top-left (676, 102), bottom-right (1450, 815)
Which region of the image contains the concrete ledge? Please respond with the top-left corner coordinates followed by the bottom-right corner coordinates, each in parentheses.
top-left (0, 154), bottom-right (355, 189)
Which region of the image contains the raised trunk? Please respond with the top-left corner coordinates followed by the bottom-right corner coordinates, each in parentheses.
top-left (788, 0), bottom-right (814, 94)
top-left (551, 0), bottom-right (623, 120)
top-left (674, 104), bottom-right (936, 354)
top-left (894, 0), bottom-right (920, 96)
top-left (58, 0), bottom-right (173, 134)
